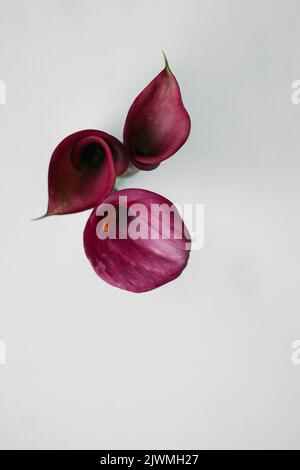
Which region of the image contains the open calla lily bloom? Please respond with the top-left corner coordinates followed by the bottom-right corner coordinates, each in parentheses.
top-left (46, 130), bottom-right (129, 215)
top-left (123, 54), bottom-right (191, 170)
top-left (83, 189), bottom-right (191, 293)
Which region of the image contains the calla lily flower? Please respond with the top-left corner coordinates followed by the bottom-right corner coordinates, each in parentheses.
top-left (83, 188), bottom-right (191, 293)
top-left (45, 130), bottom-right (129, 216)
top-left (123, 54), bottom-right (191, 170)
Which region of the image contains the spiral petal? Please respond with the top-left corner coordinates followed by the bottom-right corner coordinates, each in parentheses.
top-left (46, 130), bottom-right (129, 215)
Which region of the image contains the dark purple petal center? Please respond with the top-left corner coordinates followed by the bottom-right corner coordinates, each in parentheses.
top-left (79, 142), bottom-right (105, 171)
top-left (131, 130), bottom-right (154, 156)
top-left (70, 136), bottom-right (108, 172)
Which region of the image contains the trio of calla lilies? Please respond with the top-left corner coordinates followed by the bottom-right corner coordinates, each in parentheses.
top-left (39, 54), bottom-right (191, 293)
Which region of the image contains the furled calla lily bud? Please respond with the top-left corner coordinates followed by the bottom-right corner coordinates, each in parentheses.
top-left (123, 54), bottom-right (191, 170)
top-left (83, 188), bottom-right (191, 293)
top-left (45, 130), bottom-right (129, 215)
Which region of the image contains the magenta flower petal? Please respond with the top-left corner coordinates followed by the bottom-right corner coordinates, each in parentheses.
top-left (83, 189), bottom-right (191, 293)
top-left (123, 54), bottom-right (191, 170)
top-left (101, 132), bottom-right (129, 177)
top-left (46, 130), bottom-right (129, 215)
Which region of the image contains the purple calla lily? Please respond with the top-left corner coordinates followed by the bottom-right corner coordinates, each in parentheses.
top-left (46, 130), bottom-right (129, 215)
top-left (36, 55), bottom-right (193, 293)
top-left (83, 188), bottom-right (191, 293)
top-left (123, 54), bottom-right (191, 170)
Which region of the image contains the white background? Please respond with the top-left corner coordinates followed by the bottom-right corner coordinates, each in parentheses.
top-left (0, 0), bottom-right (300, 450)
